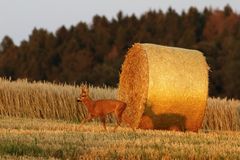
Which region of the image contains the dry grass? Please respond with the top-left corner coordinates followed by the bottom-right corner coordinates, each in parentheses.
top-left (203, 97), bottom-right (240, 131)
top-left (0, 78), bottom-right (240, 131)
top-left (0, 117), bottom-right (240, 159)
top-left (0, 78), bottom-right (116, 122)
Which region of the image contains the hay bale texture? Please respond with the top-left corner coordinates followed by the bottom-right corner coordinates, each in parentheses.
top-left (118, 43), bottom-right (209, 132)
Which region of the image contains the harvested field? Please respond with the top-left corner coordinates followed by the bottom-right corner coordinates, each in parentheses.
top-left (0, 117), bottom-right (240, 159)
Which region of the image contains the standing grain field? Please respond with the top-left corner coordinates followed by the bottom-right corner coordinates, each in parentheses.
top-left (0, 78), bottom-right (116, 122)
top-left (0, 78), bottom-right (240, 131)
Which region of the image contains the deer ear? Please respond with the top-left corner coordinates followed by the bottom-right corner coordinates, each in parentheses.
top-left (81, 85), bottom-right (86, 93)
top-left (84, 85), bottom-right (89, 93)
top-left (80, 84), bottom-right (85, 93)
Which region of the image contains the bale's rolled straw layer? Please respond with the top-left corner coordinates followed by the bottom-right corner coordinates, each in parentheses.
top-left (118, 44), bottom-right (149, 128)
top-left (119, 43), bottom-right (209, 132)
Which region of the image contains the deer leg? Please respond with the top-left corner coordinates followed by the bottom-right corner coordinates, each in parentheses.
top-left (100, 117), bottom-right (107, 131)
top-left (79, 114), bottom-right (93, 128)
top-left (113, 116), bottom-right (121, 131)
top-left (113, 111), bottom-right (120, 131)
top-left (117, 105), bottom-right (126, 125)
top-left (114, 104), bottom-right (127, 132)
top-left (113, 122), bottom-right (119, 132)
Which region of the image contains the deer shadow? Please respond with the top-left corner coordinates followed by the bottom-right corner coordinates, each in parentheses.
top-left (138, 105), bottom-right (187, 131)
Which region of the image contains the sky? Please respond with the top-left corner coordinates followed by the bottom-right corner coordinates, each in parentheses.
top-left (1, 0), bottom-right (240, 45)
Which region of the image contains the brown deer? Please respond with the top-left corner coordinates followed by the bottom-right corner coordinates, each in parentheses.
top-left (77, 85), bottom-right (126, 131)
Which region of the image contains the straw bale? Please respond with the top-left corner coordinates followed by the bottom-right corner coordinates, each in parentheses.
top-left (118, 43), bottom-right (209, 132)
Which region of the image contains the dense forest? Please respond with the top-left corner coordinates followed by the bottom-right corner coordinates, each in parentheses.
top-left (0, 5), bottom-right (240, 98)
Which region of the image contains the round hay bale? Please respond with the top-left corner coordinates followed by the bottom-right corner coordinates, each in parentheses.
top-left (118, 43), bottom-right (209, 132)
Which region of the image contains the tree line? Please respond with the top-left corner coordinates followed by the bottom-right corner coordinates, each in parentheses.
top-left (0, 5), bottom-right (240, 98)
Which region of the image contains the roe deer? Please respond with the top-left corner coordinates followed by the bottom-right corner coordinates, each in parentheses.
top-left (77, 85), bottom-right (126, 131)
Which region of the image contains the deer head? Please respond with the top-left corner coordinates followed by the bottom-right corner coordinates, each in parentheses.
top-left (77, 85), bottom-right (89, 103)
